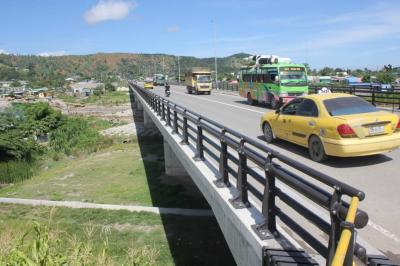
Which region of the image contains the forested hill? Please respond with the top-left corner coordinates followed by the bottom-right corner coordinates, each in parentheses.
top-left (0, 52), bottom-right (250, 87)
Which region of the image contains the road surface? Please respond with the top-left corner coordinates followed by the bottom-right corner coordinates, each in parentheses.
top-left (151, 84), bottom-right (400, 262)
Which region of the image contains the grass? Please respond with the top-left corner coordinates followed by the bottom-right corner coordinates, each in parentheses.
top-left (0, 160), bottom-right (38, 185)
top-left (0, 137), bottom-right (209, 209)
top-left (0, 204), bottom-right (235, 265)
top-left (57, 91), bottom-right (130, 106)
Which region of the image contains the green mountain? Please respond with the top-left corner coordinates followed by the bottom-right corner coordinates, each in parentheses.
top-left (0, 53), bottom-right (251, 87)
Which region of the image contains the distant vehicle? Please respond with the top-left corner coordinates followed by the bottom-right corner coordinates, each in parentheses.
top-left (153, 74), bottom-right (165, 86)
top-left (185, 67), bottom-right (212, 95)
top-left (260, 93), bottom-right (400, 162)
top-left (144, 78), bottom-right (154, 89)
top-left (239, 55), bottom-right (308, 109)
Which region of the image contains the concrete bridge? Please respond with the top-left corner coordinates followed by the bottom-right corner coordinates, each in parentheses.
top-left (129, 82), bottom-right (398, 266)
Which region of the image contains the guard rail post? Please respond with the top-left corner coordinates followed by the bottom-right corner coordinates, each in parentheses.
top-left (161, 100), bottom-right (166, 121)
top-left (371, 85), bottom-right (376, 106)
top-left (215, 128), bottom-right (230, 187)
top-left (166, 103), bottom-right (171, 126)
top-left (252, 153), bottom-right (276, 240)
top-left (327, 187), bottom-right (343, 265)
top-left (193, 117), bottom-right (205, 161)
top-left (172, 105), bottom-right (178, 134)
top-left (157, 97), bottom-right (161, 116)
top-left (230, 138), bottom-right (250, 208)
top-left (342, 221), bottom-right (355, 266)
top-left (180, 109), bottom-right (189, 145)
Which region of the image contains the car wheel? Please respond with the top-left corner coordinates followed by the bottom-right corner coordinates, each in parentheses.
top-left (263, 122), bottom-right (275, 143)
top-left (247, 93), bottom-right (255, 105)
top-left (208, 91), bottom-right (211, 95)
top-left (187, 87), bottom-right (192, 94)
top-left (308, 135), bottom-right (327, 162)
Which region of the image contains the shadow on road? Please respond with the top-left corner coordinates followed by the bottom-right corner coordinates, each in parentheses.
top-left (128, 88), bottom-right (236, 266)
top-left (257, 135), bottom-right (392, 168)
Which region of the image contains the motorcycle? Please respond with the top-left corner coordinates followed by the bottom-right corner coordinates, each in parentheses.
top-left (165, 84), bottom-right (171, 97)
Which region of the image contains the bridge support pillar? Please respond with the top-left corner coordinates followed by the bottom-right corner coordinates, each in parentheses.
top-left (136, 99), bottom-right (143, 111)
top-left (164, 139), bottom-right (188, 176)
top-left (144, 110), bottom-right (156, 129)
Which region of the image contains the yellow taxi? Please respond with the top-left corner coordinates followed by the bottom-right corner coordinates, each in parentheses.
top-left (144, 78), bottom-right (153, 89)
top-left (260, 93), bottom-right (400, 162)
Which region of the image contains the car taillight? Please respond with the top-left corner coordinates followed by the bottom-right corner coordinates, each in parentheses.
top-left (397, 120), bottom-right (400, 131)
top-left (337, 124), bottom-right (356, 138)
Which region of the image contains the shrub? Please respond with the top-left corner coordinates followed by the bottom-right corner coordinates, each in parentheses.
top-left (49, 117), bottom-right (100, 155)
top-left (0, 160), bottom-right (38, 184)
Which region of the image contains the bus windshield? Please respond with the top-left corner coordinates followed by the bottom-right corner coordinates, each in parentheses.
top-left (279, 67), bottom-right (306, 81)
top-left (197, 75), bottom-right (211, 82)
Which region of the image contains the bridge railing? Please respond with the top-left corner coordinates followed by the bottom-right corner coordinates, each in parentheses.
top-left (130, 82), bottom-right (379, 265)
top-left (309, 85), bottom-right (400, 109)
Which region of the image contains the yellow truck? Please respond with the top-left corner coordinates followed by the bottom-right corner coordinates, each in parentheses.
top-left (185, 67), bottom-right (212, 95)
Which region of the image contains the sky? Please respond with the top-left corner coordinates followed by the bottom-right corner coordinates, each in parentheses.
top-left (0, 0), bottom-right (399, 69)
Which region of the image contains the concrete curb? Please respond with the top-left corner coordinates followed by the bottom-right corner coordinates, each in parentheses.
top-left (0, 197), bottom-right (214, 217)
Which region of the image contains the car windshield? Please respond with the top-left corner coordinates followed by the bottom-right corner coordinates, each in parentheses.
top-left (279, 67), bottom-right (306, 81)
top-left (197, 75), bottom-right (211, 82)
top-left (323, 97), bottom-right (377, 116)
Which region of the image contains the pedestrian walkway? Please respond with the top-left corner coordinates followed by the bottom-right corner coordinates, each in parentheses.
top-left (0, 197), bottom-right (214, 217)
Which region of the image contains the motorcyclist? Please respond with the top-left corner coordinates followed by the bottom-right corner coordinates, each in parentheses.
top-left (165, 81), bottom-right (170, 96)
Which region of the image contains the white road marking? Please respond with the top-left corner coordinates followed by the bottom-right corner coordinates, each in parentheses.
top-left (173, 91), bottom-right (265, 114)
top-left (368, 220), bottom-right (400, 244)
top-left (163, 87), bottom-right (400, 248)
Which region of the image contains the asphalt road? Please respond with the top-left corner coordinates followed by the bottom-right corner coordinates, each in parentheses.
top-left (151, 84), bottom-right (400, 262)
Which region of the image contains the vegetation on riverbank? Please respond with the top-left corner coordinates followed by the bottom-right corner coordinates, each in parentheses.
top-left (0, 102), bottom-right (118, 184)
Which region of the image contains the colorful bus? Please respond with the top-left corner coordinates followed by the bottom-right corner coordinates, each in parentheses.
top-left (239, 60), bottom-right (308, 109)
top-left (153, 74), bottom-right (165, 86)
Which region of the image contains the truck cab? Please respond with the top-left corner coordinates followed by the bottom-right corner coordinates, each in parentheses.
top-left (185, 67), bottom-right (212, 95)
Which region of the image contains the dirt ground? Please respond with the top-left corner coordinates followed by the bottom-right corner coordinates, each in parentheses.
top-left (50, 99), bottom-right (133, 123)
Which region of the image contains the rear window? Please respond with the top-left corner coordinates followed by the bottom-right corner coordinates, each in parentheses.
top-left (323, 97), bottom-right (377, 116)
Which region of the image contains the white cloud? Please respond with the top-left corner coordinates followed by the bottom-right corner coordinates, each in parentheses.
top-left (167, 26), bottom-right (180, 33)
top-left (0, 49), bottom-right (8, 54)
top-left (38, 50), bottom-right (67, 57)
top-left (84, 0), bottom-right (136, 25)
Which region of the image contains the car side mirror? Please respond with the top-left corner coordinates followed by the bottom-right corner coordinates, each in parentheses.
top-left (275, 109), bottom-right (280, 114)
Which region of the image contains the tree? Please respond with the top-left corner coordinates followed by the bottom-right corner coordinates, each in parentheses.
top-left (376, 72), bottom-right (395, 84)
top-left (318, 67), bottom-right (334, 76)
top-left (362, 74), bottom-right (371, 83)
top-left (11, 80), bottom-right (22, 87)
top-left (105, 82), bottom-right (116, 92)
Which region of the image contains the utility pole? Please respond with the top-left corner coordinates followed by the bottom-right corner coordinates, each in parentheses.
top-left (177, 55), bottom-right (181, 84)
top-left (212, 19), bottom-right (218, 83)
top-left (162, 56), bottom-right (165, 75)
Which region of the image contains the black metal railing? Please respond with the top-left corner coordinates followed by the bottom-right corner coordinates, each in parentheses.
top-left (129, 82), bottom-right (379, 266)
top-left (309, 85), bottom-right (400, 109)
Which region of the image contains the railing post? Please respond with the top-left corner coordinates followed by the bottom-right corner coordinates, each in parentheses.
top-left (214, 128), bottom-right (230, 188)
top-left (371, 85), bottom-right (376, 106)
top-left (251, 153), bottom-right (275, 240)
top-left (229, 138), bottom-right (250, 209)
top-left (172, 105), bottom-right (178, 134)
top-left (157, 97), bottom-right (161, 117)
top-left (180, 109), bottom-right (189, 145)
top-left (193, 116), bottom-right (205, 161)
top-left (166, 102), bottom-right (171, 126)
top-left (327, 187), bottom-right (342, 266)
top-left (342, 221), bottom-right (355, 266)
top-left (161, 100), bottom-right (166, 121)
